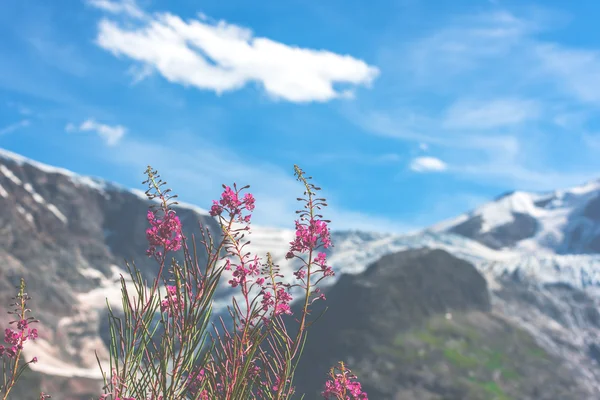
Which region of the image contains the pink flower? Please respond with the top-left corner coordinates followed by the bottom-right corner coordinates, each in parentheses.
top-left (209, 201), bottom-right (224, 216)
top-left (293, 268), bottom-right (307, 280)
top-left (322, 362), bottom-right (368, 400)
top-left (288, 218), bottom-right (332, 258)
top-left (243, 193), bottom-right (255, 211)
top-left (145, 209), bottom-right (182, 259)
top-left (160, 285), bottom-right (185, 316)
top-left (186, 368), bottom-right (210, 399)
top-left (209, 185), bottom-right (255, 224)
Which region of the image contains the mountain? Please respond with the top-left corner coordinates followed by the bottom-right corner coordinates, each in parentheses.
top-left (290, 249), bottom-right (589, 399)
top-left (2, 148), bottom-right (600, 398)
top-left (428, 182), bottom-right (600, 254)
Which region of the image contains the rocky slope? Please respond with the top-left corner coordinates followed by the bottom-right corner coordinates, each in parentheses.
top-left (289, 248), bottom-right (590, 399)
top-left (0, 148), bottom-right (222, 398)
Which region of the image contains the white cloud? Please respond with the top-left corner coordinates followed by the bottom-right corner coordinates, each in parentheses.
top-left (87, 0), bottom-right (145, 19)
top-left (0, 119), bottom-right (30, 136)
top-left (443, 98), bottom-right (540, 129)
top-left (410, 156), bottom-right (447, 173)
top-left (94, 10), bottom-right (379, 102)
top-left (66, 119), bottom-right (126, 146)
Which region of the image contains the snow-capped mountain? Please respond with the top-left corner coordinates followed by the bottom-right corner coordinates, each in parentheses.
top-left (2, 147), bottom-right (600, 397)
top-left (429, 182), bottom-right (600, 255)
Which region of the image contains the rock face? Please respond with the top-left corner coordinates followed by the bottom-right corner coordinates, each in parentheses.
top-left (290, 249), bottom-right (589, 399)
top-left (490, 275), bottom-right (600, 395)
top-left (0, 149), bottom-right (221, 398)
top-left (449, 212), bottom-right (538, 249)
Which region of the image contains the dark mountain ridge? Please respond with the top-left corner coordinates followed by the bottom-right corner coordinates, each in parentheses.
top-left (289, 248), bottom-right (587, 399)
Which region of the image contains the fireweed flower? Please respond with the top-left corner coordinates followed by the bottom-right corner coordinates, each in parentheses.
top-left (145, 209), bottom-right (182, 260)
top-left (0, 279), bottom-right (44, 400)
top-left (209, 184), bottom-right (255, 225)
top-left (322, 362), bottom-right (368, 400)
top-left (159, 285), bottom-right (185, 317)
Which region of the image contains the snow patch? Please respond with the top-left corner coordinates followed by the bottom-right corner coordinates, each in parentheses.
top-left (23, 182), bottom-right (46, 204)
top-left (567, 179), bottom-right (600, 195)
top-left (0, 183), bottom-right (7, 198)
top-left (22, 340), bottom-right (106, 379)
top-left (47, 204), bottom-right (68, 224)
top-left (76, 265), bottom-right (133, 312)
top-left (15, 205), bottom-right (34, 224)
top-left (0, 164), bottom-right (22, 185)
top-left (477, 191), bottom-right (539, 233)
top-left (22, 182), bottom-right (68, 223)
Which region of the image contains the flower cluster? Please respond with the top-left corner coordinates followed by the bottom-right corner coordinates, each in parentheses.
top-left (1, 325), bottom-right (38, 358)
top-left (227, 255), bottom-right (261, 288)
top-left (145, 209), bottom-right (182, 260)
top-left (322, 362), bottom-right (368, 400)
top-left (185, 368), bottom-right (210, 399)
top-left (288, 218), bottom-right (332, 255)
top-left (0, 279), bottom-right (42, 399)
top-left (209, 184), bottom-right (255, 224)
top-left (159, 285), bottom-right (185, 316)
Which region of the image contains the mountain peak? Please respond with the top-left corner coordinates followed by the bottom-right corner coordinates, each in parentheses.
top-left (430, 178), bottom-right (600, 254)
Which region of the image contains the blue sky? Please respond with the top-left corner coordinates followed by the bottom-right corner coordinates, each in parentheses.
top-left (2, 0), bottom-right (600, 233)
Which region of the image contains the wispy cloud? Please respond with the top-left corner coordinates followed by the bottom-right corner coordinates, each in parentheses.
top-left (66, 119), bottom-right (126, 146)
top-left (309, 151), bottom-right (401, 166)
top-left (403, 11), bottom-right (536, 84)
top-left (443, 98), bottom-right (540, 129)
top-left (26, 37), bottom-right (88, 77)
top-left (0, 120), bottom-right (30, 136)
top-left (87, 0), bottom-right (145, 19)
top-left (355, 109), bottom-right (519, 153)
top-left (534, 43), bottom-right (600, 105)
top-left (409, 156), bottom-right (447, 173)
top-left (91, 1), bottom-right (379, 102)
top-left (6, 102), bottom-right (32, 116)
